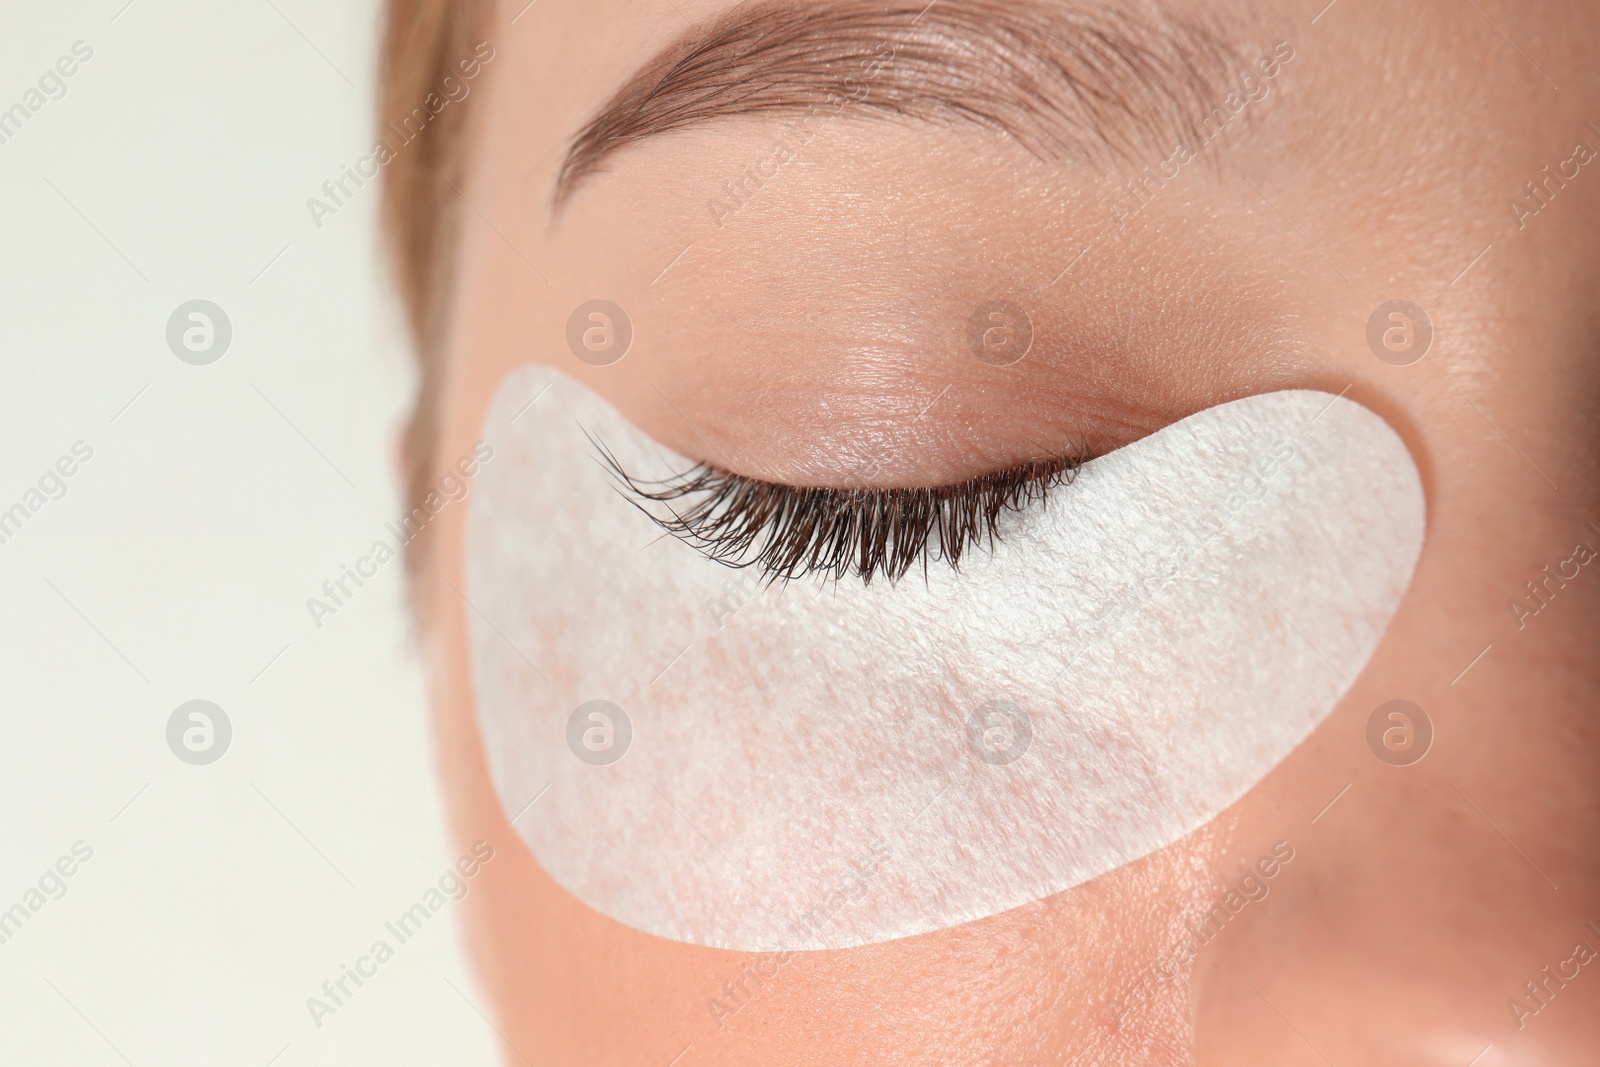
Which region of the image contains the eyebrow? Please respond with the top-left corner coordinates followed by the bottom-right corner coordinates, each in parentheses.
top-left (554, 0), bottom-right (1247, 207)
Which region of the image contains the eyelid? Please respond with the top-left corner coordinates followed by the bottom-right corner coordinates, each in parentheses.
top-left (596, 440), bottom-right (1091, 585)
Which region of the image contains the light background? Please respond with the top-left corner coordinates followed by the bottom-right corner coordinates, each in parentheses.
top-left (0, 2), bottom-right (499, 1064)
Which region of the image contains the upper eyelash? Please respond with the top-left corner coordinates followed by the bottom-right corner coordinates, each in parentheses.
top-left (595, 440), bottom-right (1089, 585)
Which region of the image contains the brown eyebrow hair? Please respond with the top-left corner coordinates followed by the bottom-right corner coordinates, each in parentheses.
top-left (556, 0), bottom-right (1245, 207)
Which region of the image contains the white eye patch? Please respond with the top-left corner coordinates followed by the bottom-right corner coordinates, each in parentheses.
top-left (465, 368), bottom-right (1424, 950)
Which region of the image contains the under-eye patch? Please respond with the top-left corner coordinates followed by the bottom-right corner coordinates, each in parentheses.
top-left (465, 368), bottom-right (1424, 950)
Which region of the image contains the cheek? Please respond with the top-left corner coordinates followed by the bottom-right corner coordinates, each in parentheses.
top-left (465, 368), bottom-right (1424, 950)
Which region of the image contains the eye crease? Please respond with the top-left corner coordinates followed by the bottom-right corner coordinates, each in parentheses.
top-left (598, 442), bottom-right (1090, 585)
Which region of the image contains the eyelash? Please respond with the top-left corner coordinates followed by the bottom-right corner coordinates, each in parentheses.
top-left (598, 442), bottom-right (1088, 585)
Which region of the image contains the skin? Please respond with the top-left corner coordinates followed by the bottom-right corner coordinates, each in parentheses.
top-left (415, 0), bottom-right (1600, 1062)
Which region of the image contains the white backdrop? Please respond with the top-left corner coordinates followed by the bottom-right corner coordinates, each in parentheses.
top-left (0, 2), bottom-right (498, 1064)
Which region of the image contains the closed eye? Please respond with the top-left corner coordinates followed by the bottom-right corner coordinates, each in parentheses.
top-left (596, 439), bottom-right (1090, 585)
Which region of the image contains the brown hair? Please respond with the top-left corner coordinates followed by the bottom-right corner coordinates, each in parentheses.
top-left (379, 0), bottom-right (494, 572)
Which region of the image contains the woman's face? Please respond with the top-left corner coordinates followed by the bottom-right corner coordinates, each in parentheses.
top-left (419, 0), bottom-right (1600, 1061)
